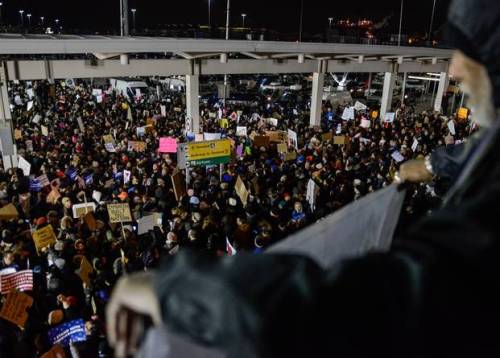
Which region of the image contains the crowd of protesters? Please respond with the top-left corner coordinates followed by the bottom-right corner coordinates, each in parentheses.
top-left (0, 78), bottom-right (473, 356)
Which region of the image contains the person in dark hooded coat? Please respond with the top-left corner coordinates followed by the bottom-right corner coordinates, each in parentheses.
top-left (106, 1), bottom-right (500, 357)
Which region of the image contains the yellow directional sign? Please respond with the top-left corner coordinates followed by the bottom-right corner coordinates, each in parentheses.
top-left (185, 139), bottom-right (231, 166)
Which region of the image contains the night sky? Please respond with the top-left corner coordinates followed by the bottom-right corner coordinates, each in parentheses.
top-left (4, 0), bottom-right (451, 35)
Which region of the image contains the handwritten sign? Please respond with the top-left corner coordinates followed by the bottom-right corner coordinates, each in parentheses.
top-left (72, 203), bottom-right (96, 219)
top-left (334, 136), bottom-right (347, 145)
top-left (235, 176), bottom-right (249, 207)
top-left (384, 113), bottom-right (396, 123)
top-left (0, 290), bottom-right (33, 328)
top-left (77, 256), bottom-right (94, 286)
top-left (236, 126), bottom-right (247, 137)
top-left (107, 203), bottom-right (132, 223)
top-left (277, 143), bottom-right (288, 153)
top-left (32, 225), bottom-right (56, 254)
top-left (14, 129), bottom-right (23, 140)
top-left (266, 131), bottom-right (287, 143)
top-left (170, 170), bottom-right (186, 202)
top-left (159, 137), bottom-right (177, 153)
top-left (361, 119), bottom-right (371, 128)
top-left (342, 107), bottom-right (355, 121)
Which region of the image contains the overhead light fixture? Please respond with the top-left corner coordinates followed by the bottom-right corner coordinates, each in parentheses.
top-left (408, 75), bottom-right (440, 82)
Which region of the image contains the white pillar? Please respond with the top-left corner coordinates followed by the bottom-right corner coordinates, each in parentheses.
top-left (186, 74), bottom-right (200, 134)
top-left (380, 72), bottom-right (395, 120)
top-left (309, 72), bottom-right (324, 127)
top-left (434, 71), bottom-right (449, 113)
top-left (401, 72), bottom-right (407, 103)
top-left (0, 65), bottom-right (16, 169)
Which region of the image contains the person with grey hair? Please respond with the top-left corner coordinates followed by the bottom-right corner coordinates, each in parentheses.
top-left (106, 1), bottom-right (500, 357)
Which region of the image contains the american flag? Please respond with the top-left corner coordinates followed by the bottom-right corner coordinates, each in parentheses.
top-left (0, 270), bottom-right (34, 294)
top-left (36, 174), bottom-right (51, 187)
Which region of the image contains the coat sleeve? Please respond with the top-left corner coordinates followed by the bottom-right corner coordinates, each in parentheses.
top-left (429, 135), bottom-right (480, 179)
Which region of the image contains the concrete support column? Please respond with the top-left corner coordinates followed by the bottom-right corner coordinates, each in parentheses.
top-left (186, 74), bottom-right (200, 134)
top-left (401, 72), bottom-right (407, 103)
top-left (380, 72), bottom-right (395, 120)
top-left (309, 72), bottom-right (324, 127)
top-left (0, 64), bottom-right (16, 170)
top-left (434, 71), bottom-right (449, 113)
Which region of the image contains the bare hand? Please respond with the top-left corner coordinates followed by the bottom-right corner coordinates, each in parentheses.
top-left (106, 271), bottom-right (162, 357)
top-left (398, 159), bottom-right (434, 183)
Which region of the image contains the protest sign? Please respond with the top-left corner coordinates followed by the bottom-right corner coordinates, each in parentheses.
top-left (236, 144), bottom-right (244, 158)
top-left (123, 170), bottom-right (131, 184)
top-left (32, 226), bottom-right (56, 254)
top-left (371, 111), bottom-right (379, 120)
top-left (253, 135), bottom-right (270, 148)
top-left (84, 212), bottom-right (97, 231)
top-left (412, 138), bottom-right (419, 152)
top-left (391, 151), bottom-right (405, 163)
top-left (236, 126), bottom-right (247, 137)
top-left (41, 125), bottom-right (49, 137)
top-left (171, 170), bottom-right (186, 201)
top-left (342, 107), bottom-right (355, 121)
top-left (277, 143), bottom-right (288, 154)
top-left (77, 117), bottom-right (85, 132)
top-left (447, 120), bottom-right (456, 135)
top-left (137, 214), bottom-right (161, 235)
top-left (203, 133), bottom-right (222, 141)
top-left (14, 129), bottom-right (22, 140)
top-left (128, 141), bottom-right (146, 152)
top-left (285, 151), bottom-right (297, 162)
top-left (26, 140), bottom-right (34, 152)
top-left (48, 319), bottom-right (87, 347)
top-left (334, 136), bottom-right (347, 145)
top-left (384, 113), bottom-right (396, 123)
top-left (36, 174), bottom-right (50, 187)
top-left (266, 130), bottom-right (287, 143)
top-left (0, 270), bottom-right (33, 294)
top-left (92, 191), bottom-right (102, 203)
top-left (0, 290), bottom-right (34, 328)
top-left (107, 203), bottom-right (132, 223)
top-left (103, 135), bottom-right (116, 152)
top-left (267, 118), bottom-right (279, 127)
top-left (77, 256), bottom-right (93, 286)
top-left (287, 129), bottom-right (298, 149)
top-left (360, 119), bottom-right (371, 128)
top-left (321, 132), bottom-right (333, 142)
top-left (159, 137), bottom-right (177, 153)
top-left (136, 126), bottom-right (146, 137)
top-left (18, 156), bottom-right (31, 176)
top-left (306, 179), bottom-right (319, 212)
top-left (72, 203), bottom-right (96, 219)
top-left (235, 176), bottom-right (249, 207)
top-left (160, 105), bottom-right (166, 117)
top-left (354, 101), bottom-right (368, 111)
top-left (0, 204), bottom-right (19, 220)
